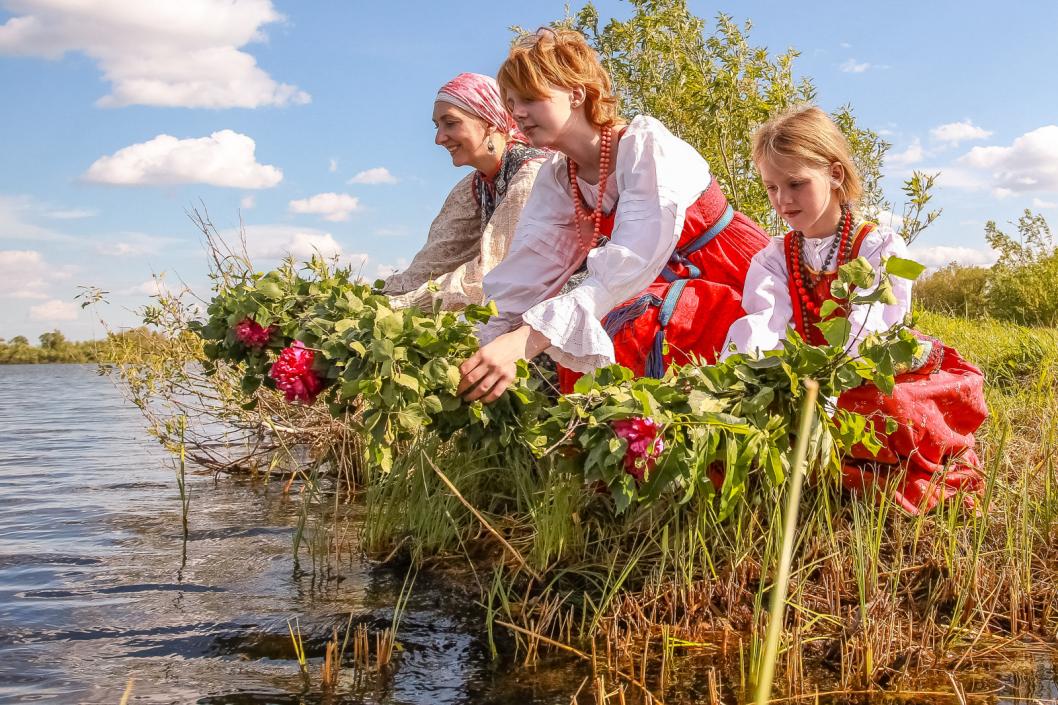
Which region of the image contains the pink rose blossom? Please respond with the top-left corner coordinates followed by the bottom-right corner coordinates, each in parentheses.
top-left (612, 416), bottom-right (665, 482)
top-left (269, 341), bottom-right (323, 404)
top-left (233, 318), bottom-right (274, 348)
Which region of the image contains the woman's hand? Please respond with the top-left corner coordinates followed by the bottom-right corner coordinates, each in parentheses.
top-left (458, 325), bottom-right (549, 403)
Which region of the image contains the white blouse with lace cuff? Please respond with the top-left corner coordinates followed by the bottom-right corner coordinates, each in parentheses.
top-left (721, 224), bottom-right (912, 359)
top-left (478, 115), bottom-right (712, 373)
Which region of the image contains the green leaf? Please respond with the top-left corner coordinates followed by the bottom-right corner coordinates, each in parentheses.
top-left (257, 280), bottom-right (283, 300)
top-left (422, 394), bottom-right (444, 415)
top-left (819, 299), bottom-right (840, 318)
top-left (688, 389), bottom-right (724, 414)
top-left (395, 403), bottom-right (427, 431)
top-left (885, 256), bottom-right (926, 281)
top-left (393, 372), bottom-right (420, 393)
top-left (422, 358), bottom-right (451, 387)
top-left (838, 256), bottom-right (876, 289)
top-left (830, 280), bottom-right (850, 300)
top-left (240, 373), bottom-right (262, 394)
top-left (374, 310), bottom-right (404, 339)
top-left (816, 317), bottom-right (851, 347)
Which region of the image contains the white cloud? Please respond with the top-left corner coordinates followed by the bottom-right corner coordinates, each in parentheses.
top-left (1033, 198), bottom-right (1057, 209)
top-left (0, 250), bottom-right (49, 299)
top-left (0, 249), bottom-right (77, 299)
top-left (45, 208), bottom-right (97, 220)
top-left (930, 120), bottom-right (992, 146)
top-left (342, 253), bottom-right (370, 272)
top-left (933, 166), bottom-right (989, 191)
top-left (840, 59), bottom-right (870, 73)
top-left (0, 0), bottom-right (309, 109)
top-left (886, 138), bottom-right (924, 169)
top-left (288, 192), bottom-right (360, 222)
top-left (240, 195), bottom-right (256, 210)
top-left (0, 195), bottom-right (78, 242)
top-left (375, 257), bottom-right (409, 278)
top-left (95, 233), bottom-right (176, 257)
top-left (908, 245), bottom-right (996, 269)
top-left (232, 224), bottom-right (332, 259)
top-left (228, 224), bottom-right (369, 272)
top-left (329, 158), bottom-right (338, 173)
top-left (866, 208), bottom-right (905, 232)
top-left (98, 243), bottom-right (141, 257)
top-left (958, 126), bottom-right (1058, 194)
top-left (30, 299), bottom-right (78, 322)
top-left (119, 276), bottom-right (174, 297)
top-left (84, 130), bottom-right (282, 188)
top-left (839, 42), bottom-right (852, 49)
top-left (349, 167), bottom-right (397, 185)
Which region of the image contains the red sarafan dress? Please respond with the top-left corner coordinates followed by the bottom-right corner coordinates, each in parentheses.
top-left (557, 178), bottom-right (770, 392)
top-left (784, 222), bottom-right (987, 513)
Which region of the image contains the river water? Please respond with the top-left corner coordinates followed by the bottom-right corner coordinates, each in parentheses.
top-left (4, 364), bottom-right (1058, 705)
top-left (0, 365), bottom-right (583, 704)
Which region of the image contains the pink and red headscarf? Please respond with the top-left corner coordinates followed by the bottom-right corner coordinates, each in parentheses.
top-left (436, 72), bottom-right (522, 139)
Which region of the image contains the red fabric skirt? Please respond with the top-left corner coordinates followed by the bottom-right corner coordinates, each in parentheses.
top-left (558, 184), bottom-right (770, 393)
top-left (837, 342), bottom-right (988, 513)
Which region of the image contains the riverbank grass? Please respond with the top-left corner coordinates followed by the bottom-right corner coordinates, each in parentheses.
top-left (357, 310), bottom-right (1058, 701)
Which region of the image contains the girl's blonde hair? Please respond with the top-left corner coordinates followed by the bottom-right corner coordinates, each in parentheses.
top-left (497, 28), bottom-right (619, 129)
top-left (752, 105), bottom-right (863, 206)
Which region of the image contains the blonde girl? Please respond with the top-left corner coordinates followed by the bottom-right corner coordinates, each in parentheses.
top-left (724, 105), bottom-right (987, 513)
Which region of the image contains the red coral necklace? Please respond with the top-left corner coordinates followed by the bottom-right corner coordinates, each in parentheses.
top-left (567, 124), bottom-right (613, 257)
top-left (789, 204), bottom-right (853, 319)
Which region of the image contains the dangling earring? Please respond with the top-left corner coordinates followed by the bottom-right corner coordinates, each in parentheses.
top-left (487, 138), bottom-right (495, 154)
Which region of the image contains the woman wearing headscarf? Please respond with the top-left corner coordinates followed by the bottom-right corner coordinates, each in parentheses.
top-left (383, 73), bottom-right (548, 310)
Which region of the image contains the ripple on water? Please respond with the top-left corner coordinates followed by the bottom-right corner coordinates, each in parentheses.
top-left (0, 365), bottom-right (564, 705)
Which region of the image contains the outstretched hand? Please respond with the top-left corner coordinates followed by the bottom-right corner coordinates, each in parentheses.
top-left (458, 325), bottom-right (549, 403)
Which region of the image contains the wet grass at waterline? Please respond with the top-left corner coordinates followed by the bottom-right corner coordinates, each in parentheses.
top-left (105, 308), bottom-right (1058, 702)
top-left (356, 311), bottom-right (1058, 703)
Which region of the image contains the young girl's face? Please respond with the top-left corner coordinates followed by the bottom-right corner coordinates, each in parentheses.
top-left (505, 84), bottom-right (580, 149)
top-left (758, 154), bottom-right (843, 237)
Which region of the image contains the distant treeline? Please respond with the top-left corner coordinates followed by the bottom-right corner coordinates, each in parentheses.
top-left (0, 328), bottom-right (172, 364)
top-left (915, 210), bottom-right (1057, 326)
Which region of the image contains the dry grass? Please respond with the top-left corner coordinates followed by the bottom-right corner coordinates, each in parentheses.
top-left (108, 289), bottom-right (1058, 702)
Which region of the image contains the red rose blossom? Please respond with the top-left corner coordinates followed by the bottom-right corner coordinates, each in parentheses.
top-left (612, 416), bottom-right (665, 482)
top-left (269, 341), bottom-right (323, 404)
top-left (233, 318), bottom-right (274, 348)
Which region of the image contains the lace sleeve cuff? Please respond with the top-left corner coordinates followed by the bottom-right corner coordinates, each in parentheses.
top-left (522, 284), bottom-right (615, 373)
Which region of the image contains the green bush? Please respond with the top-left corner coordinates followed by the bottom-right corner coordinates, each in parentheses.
top-left (984, 210), bottom-right (1058, 326)
top-left (988, 254), bottom-right (1058, 327)
top-left (913, 263), bottom-right (989, 317)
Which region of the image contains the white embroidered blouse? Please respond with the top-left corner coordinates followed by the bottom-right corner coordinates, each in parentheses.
top-left (383, 160), bottom-right (543, 310)
top-left (721, 223), bottom-right (912, 359)
top-left (478, 115), bottom-right (712, 373)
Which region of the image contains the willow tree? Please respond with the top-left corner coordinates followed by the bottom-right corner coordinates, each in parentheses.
top-left (562, 0), bottom-right (931, 239)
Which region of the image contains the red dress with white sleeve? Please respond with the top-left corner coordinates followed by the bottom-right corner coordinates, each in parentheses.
top-left (783, 223), bottom-right (987, 513)
top-left (557, 176), bottom-right (770, 392)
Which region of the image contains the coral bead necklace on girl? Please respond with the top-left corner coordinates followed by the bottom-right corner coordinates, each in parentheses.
top-left (566, 123), bottom-right (613, 256)
top-left (789, 203), bottom-right (853, 319)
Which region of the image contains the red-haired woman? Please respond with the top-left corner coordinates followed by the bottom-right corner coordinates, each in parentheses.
top-left (458, 29), bottom-right (769, 402)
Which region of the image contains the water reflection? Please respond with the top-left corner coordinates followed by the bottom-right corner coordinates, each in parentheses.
top-left (3, 364), bottom-right (1053, 704)
top-left (0, 364), bottom-right (586, 704)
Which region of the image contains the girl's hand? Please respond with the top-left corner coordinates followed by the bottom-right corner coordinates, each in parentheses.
top-left (458, 325), bottom-right (549, 403)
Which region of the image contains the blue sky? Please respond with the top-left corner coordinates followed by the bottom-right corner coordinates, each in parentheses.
top-left (1, 0), bottom-right (1056, 341)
